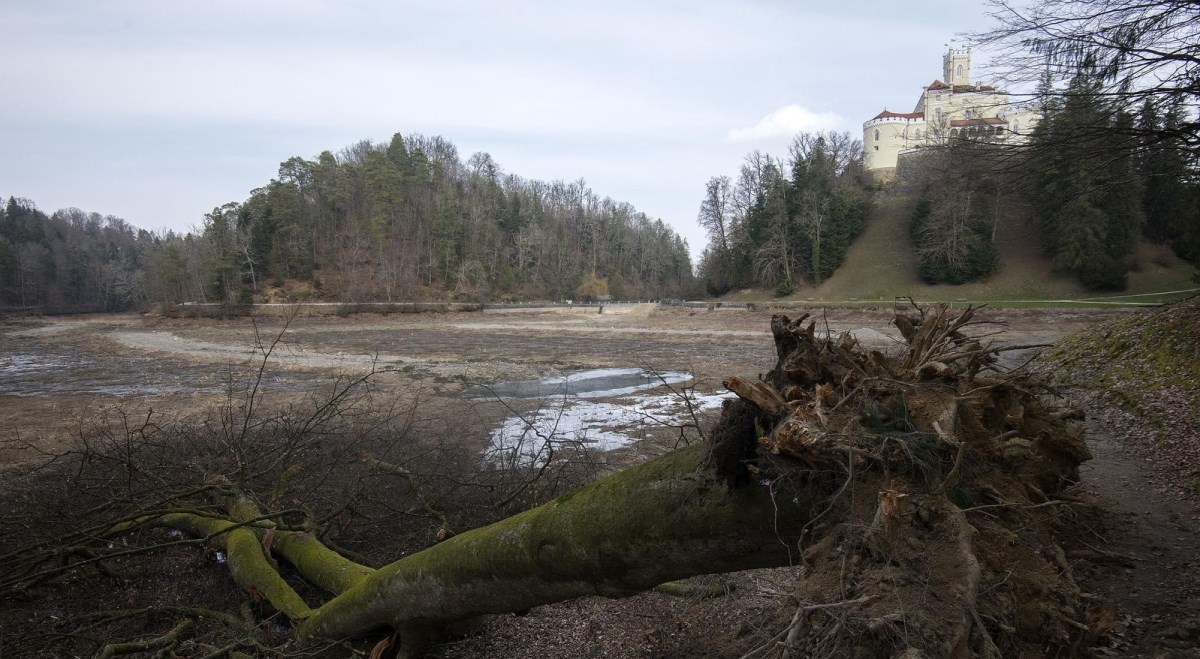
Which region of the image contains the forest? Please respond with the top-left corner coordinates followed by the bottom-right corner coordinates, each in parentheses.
top-left (694, 131), bottom-right (874, 297)
top-left (0, 134), bottom-right (695, 311)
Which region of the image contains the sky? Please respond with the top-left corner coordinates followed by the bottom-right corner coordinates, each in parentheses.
top-left (0, 0), bottom-right (1001, 262)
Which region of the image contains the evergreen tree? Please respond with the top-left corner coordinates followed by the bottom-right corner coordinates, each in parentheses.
top-left (1139, 100), bottom-right (1200, 261)
top-left (1025, 67), bottom-right (1143, 290)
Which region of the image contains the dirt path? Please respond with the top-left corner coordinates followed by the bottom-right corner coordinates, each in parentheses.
top-left (108, 329), bottom-right (425, 370)
top-left (1074, 421), bottom-right (1200, 657)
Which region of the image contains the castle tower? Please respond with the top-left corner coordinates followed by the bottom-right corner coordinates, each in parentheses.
top-left (943, 48), bottom-right (971, 85)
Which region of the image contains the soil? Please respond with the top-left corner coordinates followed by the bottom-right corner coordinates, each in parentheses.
top-left (1072, 419), bottom-right (1200, 657)
top-left (2, 303), bottom-right (1197, 657)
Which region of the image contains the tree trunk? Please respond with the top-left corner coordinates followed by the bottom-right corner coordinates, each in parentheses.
top-left (298, 442), bottom-right (821, 639)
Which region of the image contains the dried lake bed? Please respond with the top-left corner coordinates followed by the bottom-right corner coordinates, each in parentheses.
top-left (0, 304), bottom-right (1124, 463)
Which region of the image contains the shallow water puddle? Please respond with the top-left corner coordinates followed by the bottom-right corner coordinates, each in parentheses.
top-left (472, 368), bottom-right (732, 467)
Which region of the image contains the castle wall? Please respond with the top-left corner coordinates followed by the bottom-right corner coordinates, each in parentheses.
top-left (999, 107), bottom-right (1041, 138)
top-left (863, 118), bottom-right (927, 171)
top-left (922, 90), bottom-right (1011, 133)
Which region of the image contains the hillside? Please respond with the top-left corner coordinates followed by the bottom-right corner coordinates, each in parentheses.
top-left (720, 192), bottom-right (1197, 305)
top-left (1036, 297), bottom-right (1200, 655)
top-left (1045, 295), bottom-right (1200, 501)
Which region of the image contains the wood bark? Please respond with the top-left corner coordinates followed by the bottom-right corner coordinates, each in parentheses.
top-left (297, 443), bottom-right (822, 639)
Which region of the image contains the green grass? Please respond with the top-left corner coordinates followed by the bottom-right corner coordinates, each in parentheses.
top-left (721, 192), bottom-right (1198, 308)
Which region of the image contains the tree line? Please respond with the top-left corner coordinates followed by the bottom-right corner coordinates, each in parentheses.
top-left (695, 131), bottom-right (874, 297)
top-left (199, 134), bottom-right (694, 304)
top-left (0, 198), bottom-right (148, 311)
top-left (0, 133), bottom-right (695, 310)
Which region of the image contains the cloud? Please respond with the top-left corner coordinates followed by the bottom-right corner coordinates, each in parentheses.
top-left (727, 105), bottom-right (845, 142)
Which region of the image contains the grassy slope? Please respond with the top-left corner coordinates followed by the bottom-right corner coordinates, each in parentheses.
top-left (720, 193), bottom-right (1197, 306)
top-left (1043, 295), bottom-right (1200, 491)
top-left (1048, 296), bottom-right (1200, 403)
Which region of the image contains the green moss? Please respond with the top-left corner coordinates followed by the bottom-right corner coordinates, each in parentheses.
top-left (145, 513), bottom-right (313, 621)
top-left (274, 531), bottom-right (375, 595)
top-left (299, 443), bottom-right (826, 640)
top-left (224, 528), bottom-right (314, 620)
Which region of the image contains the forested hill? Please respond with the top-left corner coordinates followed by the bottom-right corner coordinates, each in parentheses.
top-left (0, 133), bottom-right (694, 311)
top-left (695, 92), bottom-right (1200, 298)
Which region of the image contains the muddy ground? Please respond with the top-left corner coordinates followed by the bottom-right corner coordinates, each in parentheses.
top-left (2, 303), bottom-right (1197, 656)
top-left (0, 304), bottom-right (1108, 449)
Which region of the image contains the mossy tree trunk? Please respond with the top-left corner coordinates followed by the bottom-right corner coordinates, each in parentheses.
top-left (299, 442), bottom-right (819, 639)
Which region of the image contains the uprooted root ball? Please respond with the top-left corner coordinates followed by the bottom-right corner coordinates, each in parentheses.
top-left (712, 306), bottom-right (1095, 658)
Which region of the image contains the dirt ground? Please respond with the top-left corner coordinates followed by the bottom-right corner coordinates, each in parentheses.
top-left (2, 303), bottom-right (1196, 656)
top-left (0, 304), bottom-right (1115, 442)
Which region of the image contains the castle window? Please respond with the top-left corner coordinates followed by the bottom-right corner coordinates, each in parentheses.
top-left (874, 129), bottom-right (880, 142)
top-left (914, 128), bottom-right (922, 140)
top-left (956, 64), bottom-right (964, 78)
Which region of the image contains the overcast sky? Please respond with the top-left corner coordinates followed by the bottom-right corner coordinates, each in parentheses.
top-left (0, 0), bottom-right (999, 261)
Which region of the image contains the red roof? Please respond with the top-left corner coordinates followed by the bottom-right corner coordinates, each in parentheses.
top-left (872, 110), bottom-right (924, 120)
top-left (927, 80), bottom-right (949, 90)
top-left (950, 117), bottom-right (1006, 127)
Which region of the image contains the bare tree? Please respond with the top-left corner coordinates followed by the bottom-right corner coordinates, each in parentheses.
top-left (697, 176), bottom-right (734, 257)
top-left (976, 0), bottom-right (1200, 145)
top-left (731, 151), bottom-right (775, 219)
top-left (906, 144), bottom-right (1008, 284)
top-left (789, 130), bottom-right (863, 177)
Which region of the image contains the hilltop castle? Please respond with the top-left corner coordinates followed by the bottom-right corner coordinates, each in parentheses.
top-left (863, 48), bottom-right (1039, 180)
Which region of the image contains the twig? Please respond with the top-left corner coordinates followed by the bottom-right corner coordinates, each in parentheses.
top-left (96, 618), bottom-right (194, 659)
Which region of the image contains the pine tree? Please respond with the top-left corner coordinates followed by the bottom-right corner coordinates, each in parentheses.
top-left (1025, 67), bottom-right (1141, 290)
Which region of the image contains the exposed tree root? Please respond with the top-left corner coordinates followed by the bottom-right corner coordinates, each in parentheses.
top-left (724, 307), bottom-right (1095, 657)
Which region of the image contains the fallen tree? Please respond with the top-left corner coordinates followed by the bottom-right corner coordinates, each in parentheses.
top-left (1, 305), bottom-right (1101, 657)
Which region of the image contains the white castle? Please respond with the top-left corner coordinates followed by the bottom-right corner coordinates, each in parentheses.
top-left (862, 48), bottom-right (1040, 180)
